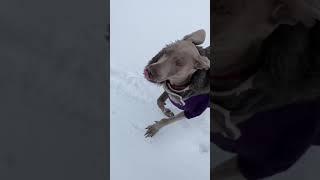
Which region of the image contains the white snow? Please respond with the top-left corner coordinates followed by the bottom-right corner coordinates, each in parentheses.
top-left (110, 0), bottom-right (210, 180)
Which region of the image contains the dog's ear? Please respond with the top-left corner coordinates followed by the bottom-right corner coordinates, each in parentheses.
top-left (270, 1), bottom-right (298, 26)
top-left (183, 29), bottom-right (206, 45)
top-left (195, 55), bottom-right (210, 70)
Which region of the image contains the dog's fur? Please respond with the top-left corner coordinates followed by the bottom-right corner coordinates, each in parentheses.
top-left (143, 30), bottom-right (210, 138)
top-left (213, 0), bottom-right (320, 179)
top-left (213, 0), bottom-right (320, 77)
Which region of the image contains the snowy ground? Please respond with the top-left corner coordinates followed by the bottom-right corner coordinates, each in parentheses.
top-left (110, 0), bottom-right (210, 180)
top-left (110, 67), bottom-right (210, 180)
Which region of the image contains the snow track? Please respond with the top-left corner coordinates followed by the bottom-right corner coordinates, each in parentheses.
top-left (110, 66), bottom-right (210, 180)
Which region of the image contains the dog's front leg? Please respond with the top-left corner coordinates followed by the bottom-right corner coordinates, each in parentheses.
top-left (157, 91), bottom-right (174, 117)
top-left (144, 111), bottom-right (185, 137)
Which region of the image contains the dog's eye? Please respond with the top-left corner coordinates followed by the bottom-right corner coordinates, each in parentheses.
top-left (175, 60), bottom-right (184, 66)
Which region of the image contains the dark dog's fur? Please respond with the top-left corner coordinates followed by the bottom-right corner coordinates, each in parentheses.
top-left (212, 0), bottom-right (320, 179)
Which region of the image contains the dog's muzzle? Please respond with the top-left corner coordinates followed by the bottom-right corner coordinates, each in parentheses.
top-left (144, 68), bottom-right (151, 79)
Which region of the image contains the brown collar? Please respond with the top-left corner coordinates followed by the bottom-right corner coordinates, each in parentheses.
top-left (166, 81), bottom-right (190, 91)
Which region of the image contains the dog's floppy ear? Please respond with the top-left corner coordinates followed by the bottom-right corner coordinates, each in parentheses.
top-left (183, 29), bottom-right (206, 45)
top-left (270, 1), bottom-right (298, 26)
top-left (195, 55), bottom-right (210, 70)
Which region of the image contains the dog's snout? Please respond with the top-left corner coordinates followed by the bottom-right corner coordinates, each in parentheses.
top-left (144, 64), bottom-right (159, 82)
top-left (147, 65), bottom-right (157, 77)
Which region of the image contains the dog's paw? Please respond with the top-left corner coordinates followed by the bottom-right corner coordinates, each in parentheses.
top-left (163, 108), bottom-right (174, 117)
top-left (144, 121), bottom-right (163, 138)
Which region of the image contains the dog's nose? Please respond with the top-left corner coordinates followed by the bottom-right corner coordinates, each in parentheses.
top-left (144, 68), bottom-right (151, 79)
top-left (145, 65), bottom-right (156, 79)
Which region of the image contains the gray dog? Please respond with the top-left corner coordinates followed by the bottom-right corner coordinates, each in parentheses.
top-left (143, 30), bottom-right (210, 138)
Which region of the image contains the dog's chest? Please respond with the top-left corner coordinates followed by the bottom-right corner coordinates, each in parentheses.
top-left (163, 83), bottom-right (189, 106)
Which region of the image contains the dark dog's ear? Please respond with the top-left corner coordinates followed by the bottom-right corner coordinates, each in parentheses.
top-left (195, 55), bottom-right (210, 70)
top-left (183, 29), bottom-right (206, 45)
top-left (270, 1), bottom-right (298, 26)
top-left (271, 1), bottom-right (320, 27)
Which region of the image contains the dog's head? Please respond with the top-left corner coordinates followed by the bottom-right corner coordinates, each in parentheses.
top-left (213, 0), bottom-right (320, 59)
top-left (144, 30), bottom-right (210, 84)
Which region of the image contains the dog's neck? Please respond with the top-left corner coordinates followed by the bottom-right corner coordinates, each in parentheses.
top-left (168, 73), bottom-right (194, 90)
top-left (213, 42), bottom-right (262, 77)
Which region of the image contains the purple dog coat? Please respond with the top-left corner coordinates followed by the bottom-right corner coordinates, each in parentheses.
top-left (162, 80), bottom-right (209, 119)
top-left (212, 98), bottom-right (320, 180)
top-left (169, 94), bottom-right (209, 119)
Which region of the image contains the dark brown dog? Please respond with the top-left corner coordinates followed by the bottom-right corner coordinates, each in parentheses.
top-left (212, 0), bottom-right (320, 179)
